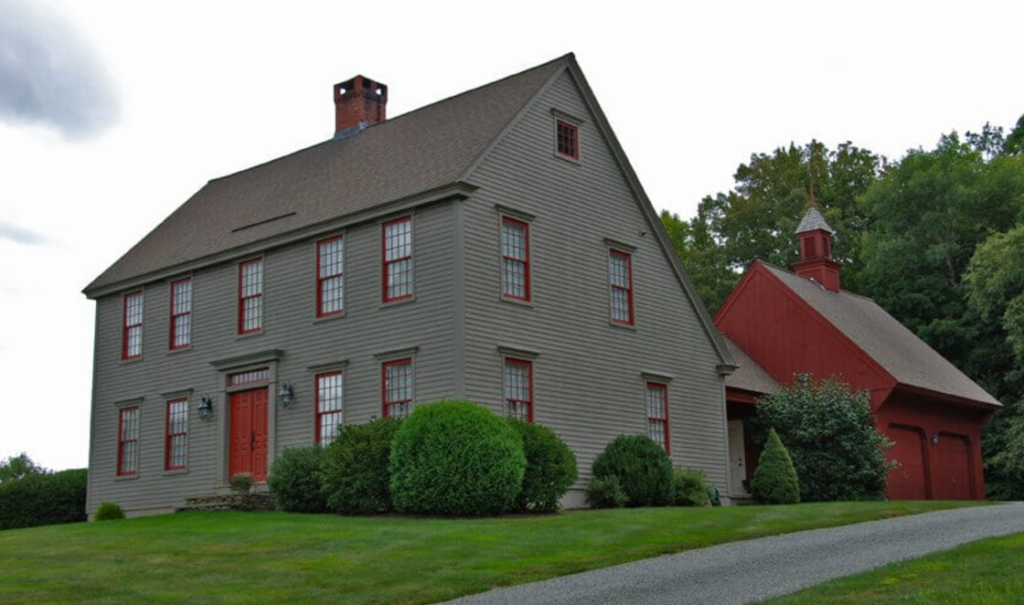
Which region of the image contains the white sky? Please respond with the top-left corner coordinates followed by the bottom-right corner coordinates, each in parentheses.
top-left (1, 0), bottom-right (1022, 471)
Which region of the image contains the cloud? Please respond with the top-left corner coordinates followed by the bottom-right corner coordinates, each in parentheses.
top-left (0, 220), bottom-right (48, 245)
top-left (0, 0), bottom-right (119, 138)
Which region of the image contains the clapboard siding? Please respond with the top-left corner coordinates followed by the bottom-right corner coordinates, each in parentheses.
top-left (87, 202), bottom-right (457, 514)
top-left (460, 69), bottom-right (729, 490)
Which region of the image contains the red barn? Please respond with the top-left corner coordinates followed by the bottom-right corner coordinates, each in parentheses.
top-left (717, 206), bottom-right (1001, 501)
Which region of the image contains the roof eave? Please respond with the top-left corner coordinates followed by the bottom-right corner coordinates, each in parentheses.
top-left (892, 383), bottom-right (1002, 411)
top-left (82, 180), bottom-right (479, 299)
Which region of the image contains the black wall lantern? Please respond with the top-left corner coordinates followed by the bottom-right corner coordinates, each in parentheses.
top-left (278, 382), bottom-right (294, 407)
top-left (197, 395), bottom-right (214, 421)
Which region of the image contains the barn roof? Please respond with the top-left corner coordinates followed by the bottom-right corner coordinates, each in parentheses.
top-left (761, 263), bottom-right (1000, 407)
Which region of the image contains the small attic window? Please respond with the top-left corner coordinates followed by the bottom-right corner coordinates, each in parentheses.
top-left (556, 119), bottom-right (579, 160)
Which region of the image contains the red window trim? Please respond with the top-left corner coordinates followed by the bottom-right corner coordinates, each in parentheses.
top-left (556, 119), bottom-right (579, 160)
top-left (122, 290), bottom-right (144, 360)
top-left (646, 382), bottom-right (670, 455)
top-left (317, 236), bottom-right (345, 318)
top-left (382, 217), bottom-right (413, 303)
top-left (503, 357), bottom-right (534, 423)
top-left (381, 358), bottom-right (413, 418)
top-left (315, 371), bottom-right (344, 444)
top-left (501, 217), bottom-right (531, 302)
top-left (169, 278), bottom-right (192, 350)
top-left (238, 258), bottom-right (263, 335)
top-left (610, 249), bottom-right (634, 326)
top-left (117, 406), bottom-right (139, 477)
top-left (164, 398), bottom-right (188, 471)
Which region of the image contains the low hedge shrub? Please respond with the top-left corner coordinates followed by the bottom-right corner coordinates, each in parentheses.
top-left (267, 445), bottom-right (328, 513)
top-left (322, 417), bottom-right (402, 514)
top-left (0, 468), bottom-right (87, 530)
top-left (507, 419), bottom-right (578, 513)
top-left (591, 435), bottom-right (674, 507)
top-left (586, 475), bottom-right (628, 509)
top-left (390, 400), bottom-right (526, 516)
top-left (673, 467), bottom-right (712, 507)
top-left (94, 501), bottom-right (125, 521)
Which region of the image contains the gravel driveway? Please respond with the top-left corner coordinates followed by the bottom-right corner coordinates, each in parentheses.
top-left (437, 502), bottom-right (1024, 605)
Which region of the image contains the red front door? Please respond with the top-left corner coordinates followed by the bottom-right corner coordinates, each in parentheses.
top-left (229, 388), bottom-right (269, 482)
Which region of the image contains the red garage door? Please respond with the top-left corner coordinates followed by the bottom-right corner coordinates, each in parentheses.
top-left (933, 433), bottom-right (973, 500)
top-left (887, 425), bottom-right (927, 500)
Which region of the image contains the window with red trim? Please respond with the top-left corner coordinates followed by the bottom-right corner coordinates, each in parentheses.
top-left (165, 399), bottom-right (188, 470)
top-left (316, 372), bottom-right (344, 443)
top-left (556, 119), bottom-right (578, 160)
top-left (382, 358), bottom-right (413, 418)
top-left (122, 291), bottom-right (144, 360)
top-left (317, 237), bottom-right (345, 317)
top-left (609, 250), bottom-right (634, 325)
top-left (238, 259), bottom-right (263, 334)
top-left (170, 278), bottom-right (192, 349)
top-left (382, 217), bottom-right (413, 302)
top-left (503, 358), bottom-right (533, 422)
top-left (646, 382), bottom-right (669, 453)
top-left (501, 217), bottom-right (530, 301)
top-left (118, 406), bottom-right (140, 476)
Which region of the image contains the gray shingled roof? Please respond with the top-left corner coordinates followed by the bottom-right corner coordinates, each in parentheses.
top-left (721, 334), bottom-right (778, 395)
top-left (85, 55), bottom-right (568, 295)
top-left (762, 263), bottom-right (1000, 407)
top-left (795, 206), bottom-right (833, 234)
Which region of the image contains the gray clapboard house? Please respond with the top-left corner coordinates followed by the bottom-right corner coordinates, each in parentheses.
top-left (83, 54), bottom-right (735, 517)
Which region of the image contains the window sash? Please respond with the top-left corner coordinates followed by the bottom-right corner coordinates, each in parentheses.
top-left (501, 218), bottom-right (530, 301)
top-left (165, 399), bottom-right (188, 470)
top-left (503, 358), bottom-right (533, 423)
top-left (556, 120), bottom-right (579, 159)
top-left (382, 359), bottom-right (413, 418)
top-left (239, 260), bottom-right (263, 333)
top-left (317, 237), bottom-right (345, 317)
top-left (118, 407), bottom-right (140, 476)
top-left (609, 250), bottom-right (634, 325)
top-left (170, 278), bottom-right (192, 349)
top-left (383, 218), bottom-right (413, 302)
top-left (646, 383), bottom-right (669, 453)
top-left (316, 372), bottom-right (344, 443)
top-left (122, 292), bottom-right (144, 359)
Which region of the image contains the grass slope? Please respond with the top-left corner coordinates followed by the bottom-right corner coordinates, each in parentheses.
top-left (761, 531), bottom-right (1024, 605)
top-left (0, 501), bottom-right (979, 605)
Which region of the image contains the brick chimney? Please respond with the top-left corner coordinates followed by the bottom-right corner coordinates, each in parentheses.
top-left (333, 75), bottom-right (387, 139)
top-left (792, 205), bottom-right (841, 292)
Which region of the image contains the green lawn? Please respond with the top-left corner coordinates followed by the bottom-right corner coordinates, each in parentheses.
top-left (0, 501), bottom-right (981, 605)
top-left (761, 530), bottom-right (1024, 605)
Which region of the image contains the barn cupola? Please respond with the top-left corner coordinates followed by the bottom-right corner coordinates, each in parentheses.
top-left (333, 75), bottom-right (388, 139)
top-left (792, 198), bottom-right (842, 292)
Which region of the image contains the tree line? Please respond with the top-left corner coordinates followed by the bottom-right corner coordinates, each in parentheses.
top-left (662, 114), bottom-right (1024, 499)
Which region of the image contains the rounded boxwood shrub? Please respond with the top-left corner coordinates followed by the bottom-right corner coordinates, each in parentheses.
top-left (585, 475), bottom-right (628, 509)
top-left (322, 417), bottom-right (402, 514)
top-left (267, 445), bottom-right (328, 513)
top-left (0, 468), bottom-right (87, 530)
top-left (389, 400), bottom-right (526, 516)
top-left (673, 467), bottom-right (712, 507)
top-left (591, 435), bottom-right (674, 507)
top-left (507, 419), bottom-right (578, 513)
top-left (94, 501), bottom-right (125, 521)
top-left (751, 428), bottom-right (801, 504)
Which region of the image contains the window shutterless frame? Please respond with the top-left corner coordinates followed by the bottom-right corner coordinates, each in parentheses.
top-left (316, 371), bottom-right (344, 443)
top-left (382, 217), bottom-right (413, 303)
top-left (645, 382), bottom-right (669, 454)
top-left (238, 259), bottom-right (263, 334)
top-left (165, 398), bottom-right (189, 470)
top-left (556, 119), bottom-right (579, 160)
top-left (317, 237), bottom-right (345, 317)
top-left (381, 358), bottom-right (413, 418)
top-left (609, 249), bottom-right (634, 326)
top-left (501, 216), bottom-right (531, 301)
top-left (169, 278), bottom-right (192, 349)
top-left (503, 357), bottom-right (533, 423)
top-left (117, 406), bottom-right (140, 476)
top-left (122, 291), bottom-right (144, 360)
